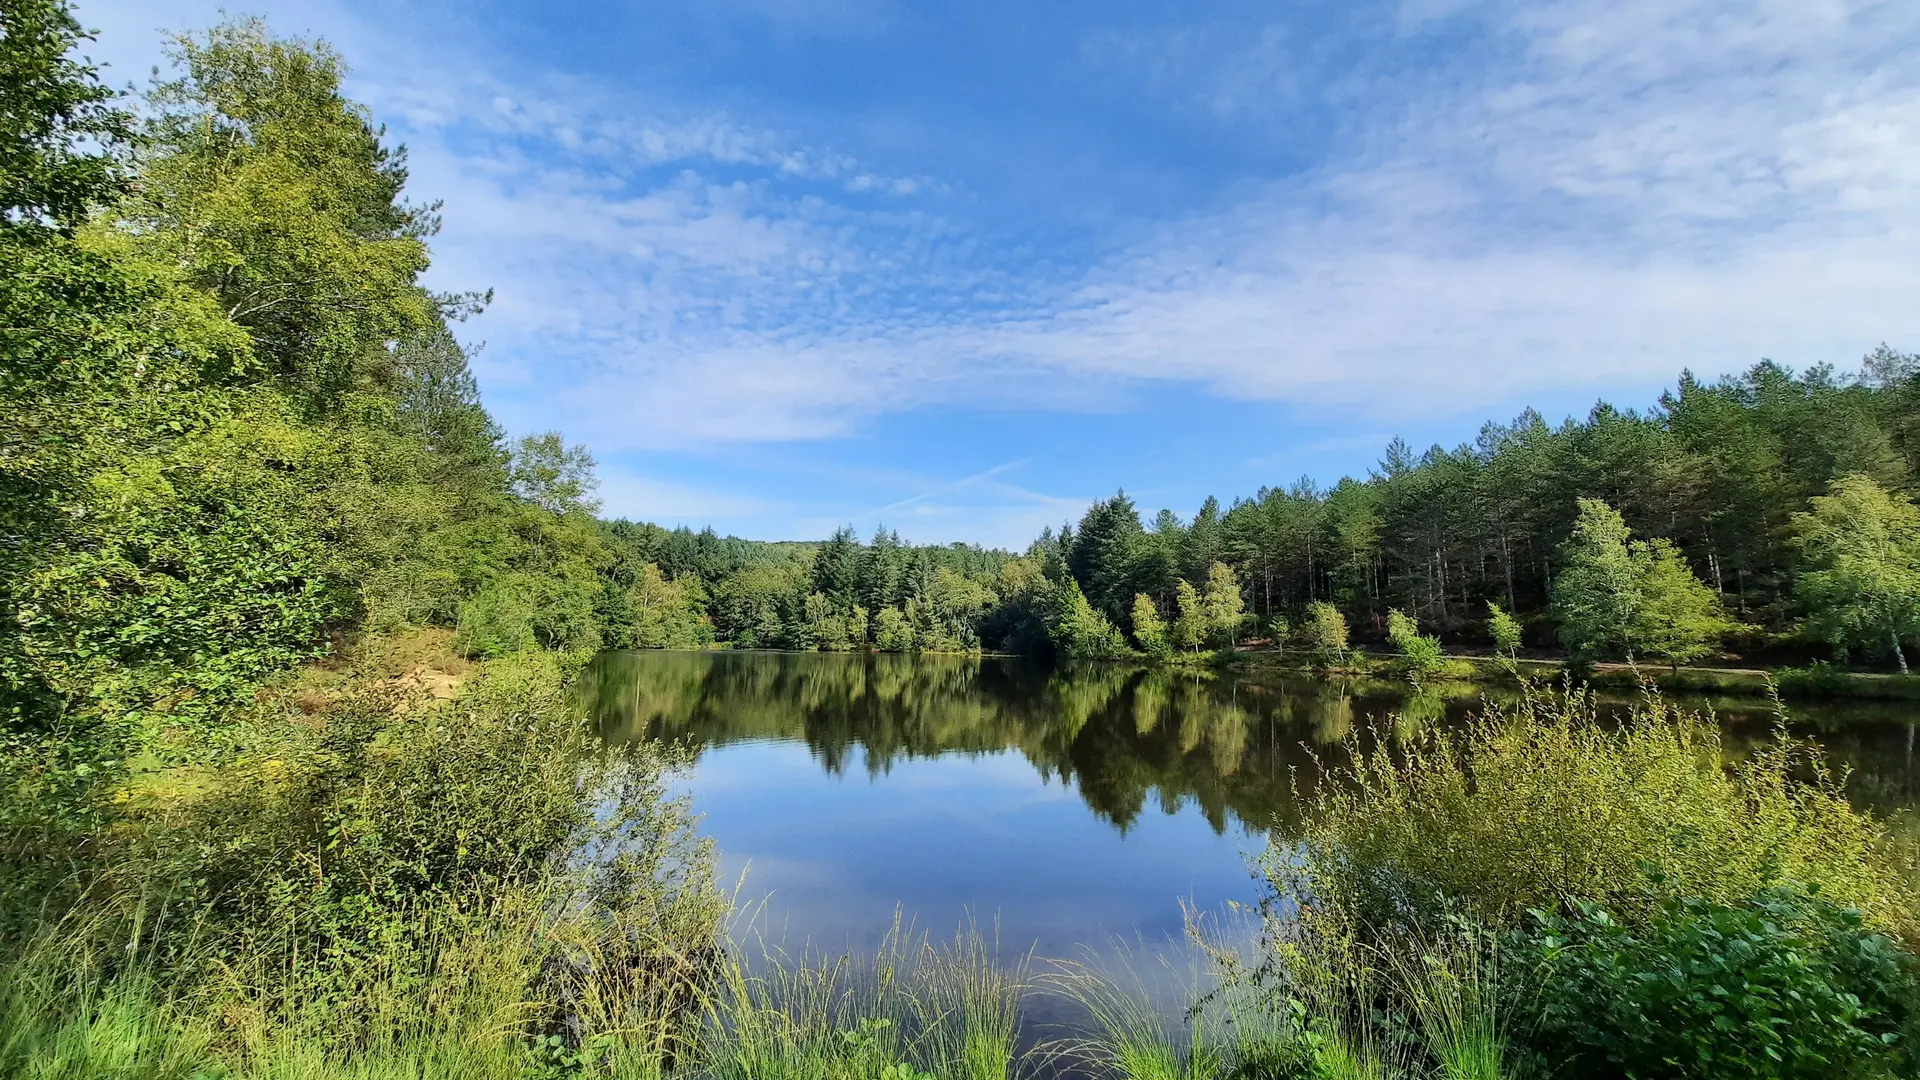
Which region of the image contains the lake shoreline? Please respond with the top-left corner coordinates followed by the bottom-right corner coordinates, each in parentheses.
top-left (1221, 649), bottom-right (1920, 702)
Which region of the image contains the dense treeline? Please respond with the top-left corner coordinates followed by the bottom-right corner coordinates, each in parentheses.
top-left (595, 522), bottom-right (1022, 654)
top-left (625, 355), bottom-right (1920, 672)
top-left (1029, 355), bottom-right (1920, 670)
top-left (1095, 355), bottom-right (1920, 653)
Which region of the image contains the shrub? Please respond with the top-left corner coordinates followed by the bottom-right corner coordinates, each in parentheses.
top-left (456, 581), bottom-right (537, 658)
top-left (1774, 660), bottom-right (1849, 698)
top-left (1386, 609), bottom-right (1444, 684)
top-left (1486, 602), bottom-right (1522, 659)
top-left (1518, 888), bottom-right (1920, 1080)
top-left (1280, 690), bottom-right (1919, 946)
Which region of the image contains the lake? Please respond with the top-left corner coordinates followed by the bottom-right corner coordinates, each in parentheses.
top-left (579, 649), bottom-right (1920, 960)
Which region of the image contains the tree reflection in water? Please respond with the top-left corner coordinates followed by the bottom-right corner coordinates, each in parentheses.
top-left (578, 651), bottom-right (1920, 836)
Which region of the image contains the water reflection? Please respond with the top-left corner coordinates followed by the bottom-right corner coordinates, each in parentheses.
top-left (578, 650), bottom-right (1919, 952)
top-left (588, 651), bottom-right (1368, 835)
top-left (583, 650), bottom-right (1920, 836)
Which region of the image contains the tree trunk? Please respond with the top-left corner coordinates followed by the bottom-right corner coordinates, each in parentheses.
top-left (1893, 624), bottom-right (1910, 676)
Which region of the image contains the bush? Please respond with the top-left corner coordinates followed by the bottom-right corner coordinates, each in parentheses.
top-left (456, 581), bottom-right (538, 657)
top-left (1518, 888), bottom-right (1920, 1079)
top-left (1386, 609), bottom-right (1444, 684)
top-left (1280, 690), bottom-right (1920, 946)
top-left (1774, 660), bottom-right (1849, 698)
top-left (1486, 602), bottom-right (1522, 659)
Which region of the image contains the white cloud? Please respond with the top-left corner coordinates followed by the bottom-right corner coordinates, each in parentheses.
top-left (463, 0), bottom-right (1917, 447)
top-left (77, 0), bottom-right (1920, 458)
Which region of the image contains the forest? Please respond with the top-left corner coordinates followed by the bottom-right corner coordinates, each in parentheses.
top-left (603, 355), bottom-right (1920, 674)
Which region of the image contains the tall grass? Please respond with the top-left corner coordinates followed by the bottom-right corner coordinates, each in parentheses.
top-left (0, 907), bottom-right (1028, 1080)
top-left (1283, 685), bottom-right (1919, 945)
top-left (691, 917), bottom-right (1027, 1080)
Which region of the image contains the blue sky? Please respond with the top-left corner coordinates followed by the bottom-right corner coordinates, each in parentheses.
top-left (81, 0), bottom-right (1920, 547)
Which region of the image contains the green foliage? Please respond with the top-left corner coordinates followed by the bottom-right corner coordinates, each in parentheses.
top-left (710, 565), bottom-right (805, 649)
top-left (1385, 609), bottom-right (1444, 684)
top-left (1041, 351), bottom-right (1920, 672)
top-left (1632, 537), bottom-right (1738, 670)
top-left (621, 563), bottom-right (712, 649)
top-left (802, 591), bottom-right (866, 651)
top-left (1132, 593), bottom-right (1170, 657)
top-left (0, 0), bottom-right (135, 228)
top-left (1520, 889), bottom-right (1920, 1080)
top-left (509, 432), bottom-right (600, 516)
top-left (128, 20), bottom-right (438, 405)
top-left (1201, 562), bottom-right (1245, 647)
top-left (1047, 580), bottom-right (1130, 659)
top-left (874, 604), bottom-right (916, 652)
top-left (1552, 499), bottom-right (1643, 658)
top-left (1303, 601), bottom-right (1348, 663)
top-left (1282, 690), bottom-right (1919, 945)
top-left (1553, 499), bottom-right (1733, 665)
top-left (1792, 474), bottom-right (1920, 673)
top-left (454, 579), bottom-right (537, 658)
top-left (1773, 660), bottom-right (1849, 698)
top-left (1172, 579), bottom-right (1207, 653)
top-left (1485, 603), bottom-right (1521, 659)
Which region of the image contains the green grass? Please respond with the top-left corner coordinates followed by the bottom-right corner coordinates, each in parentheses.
top-left (0, 909), bottom-right (1029, 1080)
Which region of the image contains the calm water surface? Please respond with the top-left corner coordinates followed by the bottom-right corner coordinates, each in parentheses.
top-left (579, 650), bottom-right (1920, 959)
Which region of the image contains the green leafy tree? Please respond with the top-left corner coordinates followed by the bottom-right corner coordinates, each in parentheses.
top-left (1792, 475), bottom-right (1920, 673)
top-left (873, 604), bottom-right (915, 652)
top-left (1266, 614), bottom-right (1290, 652)
top-left (0, 0), bottom-right (134, 228)
top-left (1130, 593), bottom-right (1169, 658)
top-left (1171, 579), bottom-right (1206, 652)
top-left (1555, 499), bottom-right (1732, 666)
top-left (1201, 561), bottom-right (1246, 646)
top-left (710, 565), bottom-right (801, 649)
top-left (1048, 579), bottom-right (1128, 659)
top-left (1632, 538), bottom-right (1737, 671)
top-left (628, 563), bottom-right (712, 649)
top-left (1302, 601), bottom-right (1349, 663)
top-left (1303, 601), bottom-right (1348, 663)
top-left (1554, 499), bottom-right (1646, 659)
top-left (509, 432), bottom-right (599, 515)
top-left (125, 21), bottom-right (443, 405)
